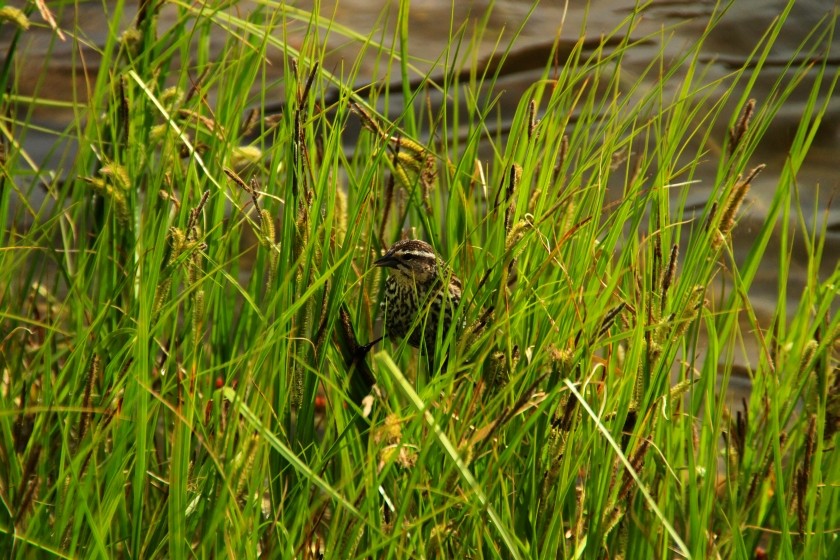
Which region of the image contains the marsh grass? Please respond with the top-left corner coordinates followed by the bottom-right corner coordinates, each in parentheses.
top-left (1, 1), bottom-right (839, 558)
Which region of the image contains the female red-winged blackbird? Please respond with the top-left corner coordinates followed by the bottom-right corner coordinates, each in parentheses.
top-left (374, 239), bottom-right (463, 351)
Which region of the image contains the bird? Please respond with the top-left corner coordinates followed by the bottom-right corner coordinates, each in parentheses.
top-left (374, 239), bottom-right (463, 352)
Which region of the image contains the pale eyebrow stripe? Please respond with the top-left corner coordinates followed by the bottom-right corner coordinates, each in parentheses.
top-left (399, 251), bottom-right (433, 259)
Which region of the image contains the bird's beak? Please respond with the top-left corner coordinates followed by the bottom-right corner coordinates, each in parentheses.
top-left (374, 253), bottom-right (397, 268)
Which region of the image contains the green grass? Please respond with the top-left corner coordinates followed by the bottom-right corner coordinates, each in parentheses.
top-left (1, 1), bottom-right (839, 558)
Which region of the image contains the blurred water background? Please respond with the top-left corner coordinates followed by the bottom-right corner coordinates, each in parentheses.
top-left (2, 0), bottom-right (838, 402)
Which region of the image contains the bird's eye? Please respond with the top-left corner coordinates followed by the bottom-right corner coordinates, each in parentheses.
top-left (402, 254), bottom-right (415, 261)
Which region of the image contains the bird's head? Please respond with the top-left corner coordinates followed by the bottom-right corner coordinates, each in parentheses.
top-left (374, 239), bottom-right (441, 285)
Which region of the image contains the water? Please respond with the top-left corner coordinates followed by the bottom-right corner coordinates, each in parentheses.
top-left (3, 0), bottom-right (838, 400)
